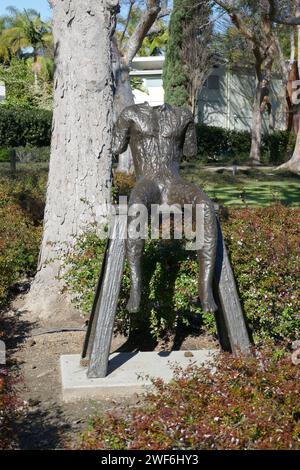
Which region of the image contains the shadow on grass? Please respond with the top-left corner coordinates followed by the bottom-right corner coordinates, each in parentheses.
top-left (181, 162), bottom-right (300, 207)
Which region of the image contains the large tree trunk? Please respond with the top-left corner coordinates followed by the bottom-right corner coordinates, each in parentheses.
top-left (278, 8), bottom-right (300, 173)
top-left (112, 40), bottom-right (134, 174)
top-left (286, 62), bottom-right (300, 133)
top-left (25, 0), bottom-right (118, 321)
top-left (278, 129), bottom-right (300, 173)
top-left (249, 83), bottom-right (263, 165)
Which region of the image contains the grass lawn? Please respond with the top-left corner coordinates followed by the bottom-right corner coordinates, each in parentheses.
top-left (181, 161), bottom-right (300, 206)
top-left (0, 161), bottom-right (299, 208)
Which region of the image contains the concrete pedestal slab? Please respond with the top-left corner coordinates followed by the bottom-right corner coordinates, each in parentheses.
top-left (60, 350), bottom-right (216, 402)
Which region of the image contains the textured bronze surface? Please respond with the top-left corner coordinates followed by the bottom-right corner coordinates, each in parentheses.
top-left (113, 103), bottom-right (218, 313)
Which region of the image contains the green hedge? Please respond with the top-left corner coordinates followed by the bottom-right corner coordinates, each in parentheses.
top-left (0, 106), bottom-right (52, 147)
top-left (0, 146), bottom-right (50, 163)
top-left (196, 124), bottom-right (296, 165)
top-left (0, 106), bottom-right (295, 165)
top-left (0, 148), bottom-right (9, 162)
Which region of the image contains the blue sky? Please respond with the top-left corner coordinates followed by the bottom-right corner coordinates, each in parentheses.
top-left (0, 0), bottom-right (52, 20)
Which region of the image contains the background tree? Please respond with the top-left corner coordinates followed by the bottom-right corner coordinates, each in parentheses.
top-left (180, 1), bottom-right (216, 116)
top-left (217, 9), bottom-right (297, 134)
top-left (0, 7), bottom-right (52, 86)
top-left (216, 24), bottom-right (257, 68)
top-left (116, 1), bottom-right (168, 56)
top-left (268, 0), bottom-right (300, 173)
top-left (0, 6), bottom-right (53, 108)
top-left (26, 0), bottom-right (120, 320)
top-left (113, 0), bottom-right (170, 173)
top-left (214, 0), bottom-right (277, 165)
top-left (163, 0), bottom-right (215, 115)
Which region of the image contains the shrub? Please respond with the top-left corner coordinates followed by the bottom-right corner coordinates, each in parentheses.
top-left (0, 58), bottom-right (35, 108)
top-left (262, 130), bottom-right (296, 165)
top-left (0, 146), bottom-right (50, 163)
top-left (0, 57), bottom-right (53, 109)
top-left (0, 106), bottom-right (52, 147)
top-left (76, 346), bottom-right (300, 450)
top-left (222, 204), bottom-right (300, 343)
top-left (0, 169), bottom-right (45, 307)
top-left (196, 124), bottom-right (295, 165)
top-left (63, 204), bottom-right (300, 343)
top-left (15, 146), bottom-right (50, 163)
top-left (0, 366), bottom-right (20, 449)
top-left (0, 148), bottom-right (9, 162)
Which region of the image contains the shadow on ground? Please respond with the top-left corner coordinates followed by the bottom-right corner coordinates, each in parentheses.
top-left (0, 300), bottom-right (72, 449)
top-left (16, 405), bottom-right (70, 450)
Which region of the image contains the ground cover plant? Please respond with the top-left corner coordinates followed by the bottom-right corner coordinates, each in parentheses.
top-left (0, 164), bottom-right (46, 307)
top-left (64, 204), bottom-right (300, 344)
top-left (76, 345), bottom-right (300, 450)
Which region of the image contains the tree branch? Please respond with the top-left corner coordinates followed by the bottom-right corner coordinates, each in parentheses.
top-left (124, 0), bottom-right (161, 64)
top-left (120, 0), bottom-right (135, 45)
top-left (157, 8), bottom-right (171, 19)
top-left (213, 0), bottom-right (257, 44)
top-left (267, 0), bottom-right (300, 25)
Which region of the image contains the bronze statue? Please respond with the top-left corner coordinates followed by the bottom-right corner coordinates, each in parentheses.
top-left (83, 102), bottom-right (250, 378)
top-left (112, 102), bottom-right (218, 314)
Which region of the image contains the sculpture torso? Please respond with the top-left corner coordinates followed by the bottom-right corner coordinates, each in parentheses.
top-left (113, 103), bottom-right (197, 182)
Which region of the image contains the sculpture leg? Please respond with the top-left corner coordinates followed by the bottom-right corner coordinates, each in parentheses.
top-left (167, 180), bottom-right (218, 313)
top-left (197, 200), bottom-right (218, 312)
top-left (126, 237), bottom-right (144, 313)
top-left (126, 179), bottom-right (160, 313)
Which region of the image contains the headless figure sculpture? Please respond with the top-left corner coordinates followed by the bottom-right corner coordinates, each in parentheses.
top-left (112, 102), bottom-right (218, 313)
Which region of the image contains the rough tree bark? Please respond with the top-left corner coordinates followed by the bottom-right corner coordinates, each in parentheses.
top-left (277, 3), bottom-right (300, 173)
top-left (274, 28), bottom-right (299, 134)
top-left (112, 39), bottom-right (135, 174)
top-left (25, 0), bottom-right (119, 320)
top-left (249, 83), bottom-right (263, 164)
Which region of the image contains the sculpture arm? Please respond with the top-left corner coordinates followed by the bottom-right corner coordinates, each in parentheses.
top-left (183, 121), bottom-right (198, 159)
top-left (112, 110), bottom-right (131, 158)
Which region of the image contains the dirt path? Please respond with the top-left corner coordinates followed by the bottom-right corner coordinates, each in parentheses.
top-left (4, 293), bottom-right (217, 449)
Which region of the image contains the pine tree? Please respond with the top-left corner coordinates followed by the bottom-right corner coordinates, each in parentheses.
top-left (163, 1), bottom-right (214, 113)
top-left (163, 0), bottom-right (188, 107)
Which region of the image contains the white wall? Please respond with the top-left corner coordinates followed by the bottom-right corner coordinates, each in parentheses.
top-left (130, 59), bottom-right (286, 131)
top-left (132, 76), bottom-right (164, 107)
top-left (198, 65), bottom-right (286, 131)
top-left (0, 82), bottom-right (5, 101)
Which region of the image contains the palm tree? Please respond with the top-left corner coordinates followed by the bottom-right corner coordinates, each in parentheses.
top-left (0, 16), bottom-right (11, 63)
top-left (0, 7), bottom-right (52, 85)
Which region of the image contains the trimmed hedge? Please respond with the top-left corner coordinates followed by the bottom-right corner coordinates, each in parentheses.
top-left (0, 146), bottom-right (50, 163)
top-left (0, 106), bottom-right (52, 147)
top-left (0, 106), bottom-right (295, 165)
top-left (196, 124), bottom-right (296, 165)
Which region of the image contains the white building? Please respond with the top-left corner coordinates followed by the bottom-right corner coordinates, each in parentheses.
top-left (130, 56), bottom-right (286, 131)
top-left (199, 65), bottom-right (286, 131)
top-left (0, 81), bottom-right (5, 101)
top-left (130, 56), bottom-right (165, 106)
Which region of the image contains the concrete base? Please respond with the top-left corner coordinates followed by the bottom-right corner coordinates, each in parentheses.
top-left (60, 350), bottom-right (215, 402)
